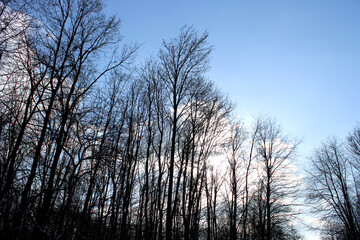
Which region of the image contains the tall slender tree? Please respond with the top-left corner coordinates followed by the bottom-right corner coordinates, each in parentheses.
top-left (255, 118), bottom-right (300, 240)
top-left (157, 26), bottom-right (212, 240)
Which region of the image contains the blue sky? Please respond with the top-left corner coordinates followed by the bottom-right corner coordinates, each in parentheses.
top-left (104, 0), bottom-right (360, 147)
top-left (103, 1), bottom-right (360, 236)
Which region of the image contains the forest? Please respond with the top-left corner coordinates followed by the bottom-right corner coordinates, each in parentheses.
top-left (0, 0), bottom-right (359, 239)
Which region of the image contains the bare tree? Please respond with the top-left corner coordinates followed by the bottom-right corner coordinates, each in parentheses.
top-left (205, 167), bottom-right (223, 240)
top-left (0, 0), bottom-right (136, 239)
top-left (157, 26), bottom-right (212, 240)
top-left (241, 120), bottom-right (260, 240)
top-left (0, 3), bottom-right (309, 238)
top-left (0, 0), bottom-right (30, 62)
top-left (308, 135), bottom-right (360, 239)
top-left (224, 123), bottom-right (247, 240)
top-left (255, 117), bottom-right (300, 240)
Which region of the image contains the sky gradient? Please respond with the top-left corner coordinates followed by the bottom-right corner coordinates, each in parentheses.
top-left (104, 1), bottom-right (360, 238)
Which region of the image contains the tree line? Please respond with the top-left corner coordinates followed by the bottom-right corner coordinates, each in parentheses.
top-left (0, 1), bottom-right (359, 239)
